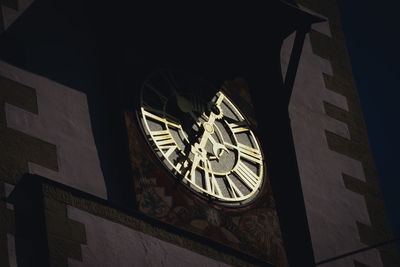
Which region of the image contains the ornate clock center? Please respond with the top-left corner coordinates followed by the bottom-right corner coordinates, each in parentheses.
top-left (203, 122), bottom-right (214, 134)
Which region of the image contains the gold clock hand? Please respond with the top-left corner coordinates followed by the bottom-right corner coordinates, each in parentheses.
top-left (188, 143), bottom-right (207, 181)
top-left (195, 92), bottom-right (225, 152)
top-left (186, 109), bottom-right (219, 180)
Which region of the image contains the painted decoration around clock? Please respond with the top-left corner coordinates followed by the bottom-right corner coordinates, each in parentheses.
top-left (137, 69), bottom-right (265, 206)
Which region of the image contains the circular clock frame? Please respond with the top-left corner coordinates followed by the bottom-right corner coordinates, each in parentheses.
top-left (136, 68), bottom-right (266, 208)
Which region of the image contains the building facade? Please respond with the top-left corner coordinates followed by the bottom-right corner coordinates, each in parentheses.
top-left (0, 0), bottom-right (398, 266)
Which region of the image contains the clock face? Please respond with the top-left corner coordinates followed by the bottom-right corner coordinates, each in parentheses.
top-left (138, 69), bottom-right (264, 206)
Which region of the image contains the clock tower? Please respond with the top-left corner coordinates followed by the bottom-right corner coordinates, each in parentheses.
top-left (0, 1), bottom-right (398, 267)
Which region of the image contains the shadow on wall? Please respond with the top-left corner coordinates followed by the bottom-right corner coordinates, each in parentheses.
top-left (1, 1), bottom-right (320, 266)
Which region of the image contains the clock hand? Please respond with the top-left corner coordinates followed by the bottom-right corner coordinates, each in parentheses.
top-left (176, 92), bottom-right (228, 176)
top-left (161, 70), bottom-right (202, 124)
top-left (180, 94), bottom-right (223, 178)
top-left (173, 90), bottom-right (206, 126)
top-left (187, 145), bottom-right (223, 197)
top-left (194, 93), bottom-right (226, 153)
top-left (188, 143), bottom-right (207, 181)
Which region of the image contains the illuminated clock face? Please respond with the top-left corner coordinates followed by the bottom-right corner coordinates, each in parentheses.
top-left (138, 69), bottom-right (264, 206)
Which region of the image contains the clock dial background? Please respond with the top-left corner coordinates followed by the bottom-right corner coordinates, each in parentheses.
top-left (138, 69), bottom-right (265, 206)
top-left (125, 76), bottom-right (287, 266)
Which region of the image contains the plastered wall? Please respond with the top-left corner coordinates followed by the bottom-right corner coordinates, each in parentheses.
top-left (282, 1), bottom-right (400, 266)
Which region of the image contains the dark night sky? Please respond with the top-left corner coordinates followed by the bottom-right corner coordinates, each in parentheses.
top-left (337, 0), bottom-right (400, 252)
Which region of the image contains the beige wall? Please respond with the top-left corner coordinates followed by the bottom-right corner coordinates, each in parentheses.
top-left (281, 1), bottom-right (399, 266)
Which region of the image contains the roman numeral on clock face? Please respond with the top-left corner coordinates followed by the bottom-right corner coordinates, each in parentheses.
top-left (204, 161), bottom-right (223, 197)
top-left (238, 144), bottom-right (262, 164)
top-left (228, 120), bottom-right (249, 134)
top-left (233, 161), bottom-right (259, 190)
top-left (225, 142), bottom-right (263, 164)
top-left (141, 108), bottom-right (181, 129)
top-left (150, 129), bottom-right (177, 158)
top-left (139, 69), bottom-right (266, 205)
top-left (225, 175), bottom-right (244, 198)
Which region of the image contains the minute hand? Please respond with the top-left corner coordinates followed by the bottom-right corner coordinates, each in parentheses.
top-left (188, 93), bottom-right (224, 178)
top-left (196, 93), bottom-right (224, 150)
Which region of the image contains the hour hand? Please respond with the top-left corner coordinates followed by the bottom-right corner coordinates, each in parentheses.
top-left (161, 70), bottom-right (203, 124)
top-left (175, 94), bottom-right (204, 124)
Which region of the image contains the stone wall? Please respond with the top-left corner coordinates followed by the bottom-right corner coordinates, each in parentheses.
top-left (282, 1), bottom-right (400, 266)
top-left (0, 60), bottom-right (107, 266)
top-left (9, 175), bottom-right (267, 266)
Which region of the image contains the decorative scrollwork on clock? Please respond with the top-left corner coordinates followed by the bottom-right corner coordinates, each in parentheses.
top-left (138, 69), bottom-right (265, 206)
